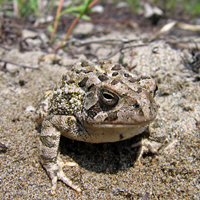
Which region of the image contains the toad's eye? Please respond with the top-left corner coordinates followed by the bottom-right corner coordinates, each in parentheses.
top-left (100, 88), bottom-right (119, 107)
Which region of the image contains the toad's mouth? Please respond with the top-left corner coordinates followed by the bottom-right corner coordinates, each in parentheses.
top-left (86, 121), bottom-right (150, 128)
top-left (91, 124), bottom-right (147, 128)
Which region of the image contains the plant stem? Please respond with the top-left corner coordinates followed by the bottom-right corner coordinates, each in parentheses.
top-left (88, 0), bottom-right (99, 8)
top-left (50, 0), bottom-right (64, 43)
top-left (63, 0), bottom-right (99, 42)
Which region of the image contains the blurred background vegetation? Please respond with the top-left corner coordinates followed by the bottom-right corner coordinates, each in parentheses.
top-left (0, 0), bottom-right (199, 43)
top-left (0, 0), bottom-right (199, 19)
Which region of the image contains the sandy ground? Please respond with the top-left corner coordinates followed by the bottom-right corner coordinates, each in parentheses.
top-left (0, 30), bottom-right (199, 200)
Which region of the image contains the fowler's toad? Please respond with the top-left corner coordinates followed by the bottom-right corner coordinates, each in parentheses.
top-left (36, 60), bottom-right (159, 194)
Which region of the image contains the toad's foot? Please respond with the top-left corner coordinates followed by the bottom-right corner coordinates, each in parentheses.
top-left (132, 138), bottom-right (162, 166)
top-left (44, 158), bottom-right (82, 195)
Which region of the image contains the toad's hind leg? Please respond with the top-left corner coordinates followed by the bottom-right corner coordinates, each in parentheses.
top-left (39, 116), bottom-right (81, 195)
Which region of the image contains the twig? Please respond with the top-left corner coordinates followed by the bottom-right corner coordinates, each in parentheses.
top-left (0, 58), bottom-right (39, 70)
top-left (166, 40), bottom-right (200, 50)
top-left (101, 42), bottom-right (124, 60)
top-left (19, 35), bottom-right (49, 53)
top-left (150, 21), bottom-right (200, 42)
top-left (56, 38), bottom-right (142, 52)
top-left (55, 38), bottom-right (147, 60)
top-left (122, 43), bottom-right (146, 50)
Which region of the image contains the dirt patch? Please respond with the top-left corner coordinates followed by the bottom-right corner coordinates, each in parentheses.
top-left (0, 26), bottom-right (199, 200)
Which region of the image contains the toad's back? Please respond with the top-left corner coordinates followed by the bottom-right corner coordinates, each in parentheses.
top-left (36, 60), bottom-right (158, 143)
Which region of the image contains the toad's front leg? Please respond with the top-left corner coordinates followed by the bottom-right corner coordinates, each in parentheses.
top-left (39, 115), bottom-right (81, 195)
top-left (131, 128), bottom-right (162, 166)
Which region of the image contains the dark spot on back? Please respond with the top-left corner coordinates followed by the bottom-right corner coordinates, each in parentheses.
top-left (112, 72), bottom-right (118, 76)
top-left (81, 61), bottom-right (89, 67)
top-left (62, 75), bottom-right (68, 81)
top-left (124, 73), bottom-right (131, 78)
top-left (105, 111), bottom-right (118, 121)
top-left (78, 77), bottom-right (88, 87)
top-left (128, 78), bottom-right (137, 83)
top-left (75, 69), bottom-right (83, 74)
top-left (136, 78), bottom-right (141, 82)
top-left (98, 74), bottom-right (109, 82)
top-left (88, 83), bottom-right (94, 91)
top-left (84, 69), bottom-right (93, 73)
top-left (141, 76), bottom-right (150, 79)
top-left (67, 79), bottom-right (75, 84)
top-left (61, 75), bottom-right (69, 87)
top-left (96, 61), bottom-right (105, 65)
top-left (111, 79), bottom-right (121, 85)
top-left (111, 64), bottom-right (121, 70)
top-left (136, 88), bottom-right (142, 93)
